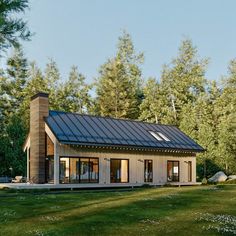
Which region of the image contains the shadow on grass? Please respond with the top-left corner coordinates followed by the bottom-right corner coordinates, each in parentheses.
top-left (1, 186), bottom-right (236, 236)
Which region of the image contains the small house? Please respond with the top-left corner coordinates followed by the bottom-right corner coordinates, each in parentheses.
top-left (23, 92), bottom-right (204, 186)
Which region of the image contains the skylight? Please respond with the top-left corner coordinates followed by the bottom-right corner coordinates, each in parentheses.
top-left (157, 132), bottom-right (170, 141)
top-left (149, 131), bottom-right (170, 142)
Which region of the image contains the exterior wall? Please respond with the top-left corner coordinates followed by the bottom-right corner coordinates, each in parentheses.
top-left (58, 144), bottom-right (196, 185)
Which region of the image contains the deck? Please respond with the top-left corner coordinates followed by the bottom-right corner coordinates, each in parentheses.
top-left (0, 182), bottom-right (201, 190)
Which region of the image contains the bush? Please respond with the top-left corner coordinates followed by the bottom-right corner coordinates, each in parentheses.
top-left (201, 178), bottom-right (208, 185)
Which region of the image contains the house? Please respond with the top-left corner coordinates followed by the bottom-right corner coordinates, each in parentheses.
top-left (23, 92), bottom-right (204, 186)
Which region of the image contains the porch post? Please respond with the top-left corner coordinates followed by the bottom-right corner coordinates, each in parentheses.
top-left (26, 147), bottom-right (30, 181)
top-left (54, 141), bottom-right (60, 185)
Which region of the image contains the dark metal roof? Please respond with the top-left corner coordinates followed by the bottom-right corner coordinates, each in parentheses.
top-left (45, 110), bottom-right (204, 153)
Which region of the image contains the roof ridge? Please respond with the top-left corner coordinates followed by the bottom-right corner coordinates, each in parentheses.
top-left (49, 110), bottom-right (177, 128)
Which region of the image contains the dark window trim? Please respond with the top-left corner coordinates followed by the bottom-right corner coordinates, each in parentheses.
top-left (144, 159), bottom-right (153, 183)
top-left (59, 156), bottom-right (99, 184)
top-left (110, 158), bottom-right (129, 183)
top-left (167, 160), bottom-right (180, 182)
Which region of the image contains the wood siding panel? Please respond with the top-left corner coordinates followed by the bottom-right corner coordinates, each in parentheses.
top-left (58, 145), bottom-right (196, 185)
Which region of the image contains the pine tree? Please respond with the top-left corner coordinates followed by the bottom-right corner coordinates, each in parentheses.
top-left (139, 78), bottom-right (163, 123)
top-left (214, 60), bottom-right (236, 174)
top-left (0, 0), bottom-right (31, 52)
top-left (95, 31), bottom-right (144, 119)
top-left (180, 81), bottom-right (221, 178)
top-left (55, 66), bottom-right (92, 113)
top-left (44, 59), bottom-right (61, 108)
top-left (20, 62), bottom-right (48, 127)
top-left (6, 46), bottom-right (28, 113)
top-left (159, 39), bottom-right (208, 125)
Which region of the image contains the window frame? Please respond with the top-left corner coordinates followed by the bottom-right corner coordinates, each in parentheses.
top-left (144, 159), bottom-right (153, 183)
top-left (59, 156), bottom-right (99, 184)
top-left (167, 160), bottom-right (180, 182)
top-left (149, 131), bottom-right (170, 142)
top-left (110, 158), bottom-right (129, 183)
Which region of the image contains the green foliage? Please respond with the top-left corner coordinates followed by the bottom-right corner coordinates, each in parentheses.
top-left (201, 178), bottom-right (208, 185)
top-left (0, 114), bottom-right (26, 176)
top-left (139, 78), bottom-right (163, 123)
top-left (95, 31), bottom-right (143, 119)
top-left (0, 0), bottom-right (31, 52)
top-left (140, 39), bottom-right (208, 126)
top-left (140, 39), bottom-right (235, 179)
top-left (53, 66), bottom-right (92, 113)
top-left (0, 31), bottom-right (235, 182)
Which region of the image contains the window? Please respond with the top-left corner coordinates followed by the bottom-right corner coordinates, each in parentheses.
top-left (59, 157), bottom-right (99, 184)
top-left (157, 132), bottom-right (170, 141)
top-left (167, 161), bottom-right (179, 182)
top-left (144, 160), bottom-right (153, 182)
top-left (149, 131), bottom-right (170, 141)
top-left (188, 161), bottom-right (192, 182)
top-left (110, 159), bottom-right (129, 183)
top-left (45, 134), bottom-right (54, 183)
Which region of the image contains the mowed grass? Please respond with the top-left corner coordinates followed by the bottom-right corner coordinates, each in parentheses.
top-left (0, 185), bottom-right (236, 236)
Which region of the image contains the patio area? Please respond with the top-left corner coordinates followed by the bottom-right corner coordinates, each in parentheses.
top-left (0, 182), bottom-right (201, 190)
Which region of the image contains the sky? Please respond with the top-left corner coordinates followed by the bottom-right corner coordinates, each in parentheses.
top-left (14, 0), bottom-right (236, 83)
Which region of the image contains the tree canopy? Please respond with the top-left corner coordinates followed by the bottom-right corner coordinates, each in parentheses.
top-left (0, 29), bottom-right (235, 180)
top-left (0, 0), bottom-right (31, 52)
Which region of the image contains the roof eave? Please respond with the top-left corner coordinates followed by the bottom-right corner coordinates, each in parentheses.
top-left (59, 140), bottom-right (204, 154)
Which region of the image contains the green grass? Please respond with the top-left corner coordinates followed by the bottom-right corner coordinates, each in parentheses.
top-left (0, 185), bottom-right (236, 236)
top-left (223, 179), bottom-right (236, 184)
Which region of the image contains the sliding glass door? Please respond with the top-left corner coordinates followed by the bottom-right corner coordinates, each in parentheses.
top-left (59, 157), bottom-right (99, 184)
top-left (167, 161), bottom-right (179, 182)
top-left (110, 159), bottom-right (129, 183)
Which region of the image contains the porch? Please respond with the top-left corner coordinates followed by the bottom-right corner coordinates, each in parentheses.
top-left (0, 182), bottom-right (201, 190)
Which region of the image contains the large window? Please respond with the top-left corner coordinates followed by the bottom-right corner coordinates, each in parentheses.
top-left (45, 135), bottom-right (54, 183)
top-left (59, 157), bottom-right (99, 184)
top-left (167, 161), bottom-right (179, 182)
top-left (144, 160), bottom-right (153, 182)
top-left (110, 159), bottom-right (129, 183)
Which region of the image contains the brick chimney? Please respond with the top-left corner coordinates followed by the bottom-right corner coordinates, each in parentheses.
top-left (30, 92), bottom-right (49, 183)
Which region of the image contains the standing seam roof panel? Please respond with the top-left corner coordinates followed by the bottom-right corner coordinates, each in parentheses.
top-left (71, 113), bottom-right (98, 143)
top-left (45, 111), bottom-right (204, 152)
top-left (46, 114), bottom-right (70, 141)
top-left (97, 117), bottom-right (129, 145)
top-left (55, 112), bottom-right (80, 142)
top-left (84, 115), bottom-right (115, 144)
top-left (105, 118), bottom-right (138, 146)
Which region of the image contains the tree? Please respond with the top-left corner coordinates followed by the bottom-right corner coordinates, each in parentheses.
top-left (179, 82), bottom-right (221, 179)
top-left (139, 78), bottom-right (163, 123)
top-left (158, 39), bottom-right (208, 125)
top-left (0, 47), bottom-right (29, 177)
top-left (20, 62), bottom-right (47, 127)
top-left (5, 46), bottom-right (28, 113)
top-left (0, 0), bottom-right (31, 52)
top-left (55, 66), bottom-right (92, 113)
top-left (0, 114), bottom-right (27, 176)
top-left (95, 31), bottom-right (144, 119)
top-left (214, 60), bottom-right (236, 174)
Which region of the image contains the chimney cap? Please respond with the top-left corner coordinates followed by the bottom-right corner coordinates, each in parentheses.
top-left (31, 92), bottom-right (49, 101)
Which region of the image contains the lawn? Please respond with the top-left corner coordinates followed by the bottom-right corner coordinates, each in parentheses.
top-left (0, 185), bottom-right (236, 236)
